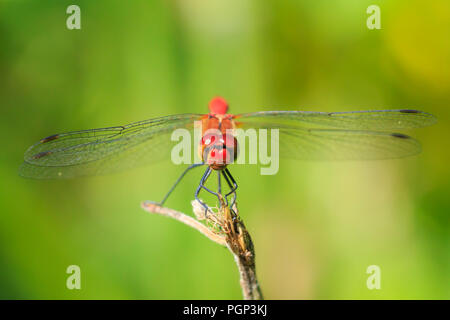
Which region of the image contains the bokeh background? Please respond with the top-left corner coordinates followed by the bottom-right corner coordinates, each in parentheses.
top-left (0, 0), bottom-right (449, 299)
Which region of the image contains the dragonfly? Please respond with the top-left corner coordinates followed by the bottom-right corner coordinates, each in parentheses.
top-left (19, 97), bottom-right (436, 213)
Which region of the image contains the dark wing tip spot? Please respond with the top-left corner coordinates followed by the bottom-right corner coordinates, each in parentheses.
top-left (33, 151), bottom-right (52, 159)
top-left (399, 109), bottom-right (420, 114)
top-left (40, 134), bottom-right (59, 143)
top-left (391, 133), bottom-right (410, 139)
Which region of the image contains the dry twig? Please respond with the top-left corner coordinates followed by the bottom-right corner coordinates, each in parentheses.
top-left (141, 199), bottom-right (263, 300)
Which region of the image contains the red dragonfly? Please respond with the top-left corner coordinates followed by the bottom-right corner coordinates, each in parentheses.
top-left (20, 97), bottom-right (436, 211)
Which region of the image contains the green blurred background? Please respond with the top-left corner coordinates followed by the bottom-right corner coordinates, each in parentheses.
top-left (0, 0), bottom-right (449, 299)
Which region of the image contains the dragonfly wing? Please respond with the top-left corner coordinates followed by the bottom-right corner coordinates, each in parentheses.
top-left (236, 109), bottom-right (436, 130)
top-left (276, 128), bottom-right (420, 160)
top-left (20, 114), bottom-right (202, 179)
top-left (234, 109), bottom-right (435, 160)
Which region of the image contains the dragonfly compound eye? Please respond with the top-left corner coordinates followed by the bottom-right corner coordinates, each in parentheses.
top-left (202, 138), bottom-right (238, 170)
top-left (201, 133), bottom-right (220, 147)
top-left (206, 147), bottom-right (229, 168)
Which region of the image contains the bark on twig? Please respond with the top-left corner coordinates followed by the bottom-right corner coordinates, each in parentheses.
top-left (141, 200), bottom-right (263, 300)
top-left (141, 201), bottom-right (226, 246)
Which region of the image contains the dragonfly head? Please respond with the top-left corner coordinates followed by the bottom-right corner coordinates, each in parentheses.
top-left (200, 131), bottom-right (237, 170)
top-left (208, 97), bottom-right (229, 115)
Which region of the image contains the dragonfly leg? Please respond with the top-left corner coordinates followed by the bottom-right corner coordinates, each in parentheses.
top-left (156, 163), bottom-right (204, 206)
top-left (217, 170), bottom-right (222, 195)
top-left (195, 167), bottom-right (227, 218)
top-left (195, 167), bottom-right (214, 218)
top-left (196, 168), bottom-right (223, 203)
top-left (222, 168), bottom-right (238, 209)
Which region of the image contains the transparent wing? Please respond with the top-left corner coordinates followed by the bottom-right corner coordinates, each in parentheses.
top-left (275, 128), bottom-right (420, 160)
top-left (235, 109), bottom-right (436, 160)
top-left (236, 109), bottom-right (436, 130)
top-left (19, 114), bottom-right (202, 179)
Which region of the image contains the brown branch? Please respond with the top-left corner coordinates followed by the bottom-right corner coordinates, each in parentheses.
top-left (141, 201), bottom-right (226, 246)
top-left (141, 200), bottom-right (263, 300)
